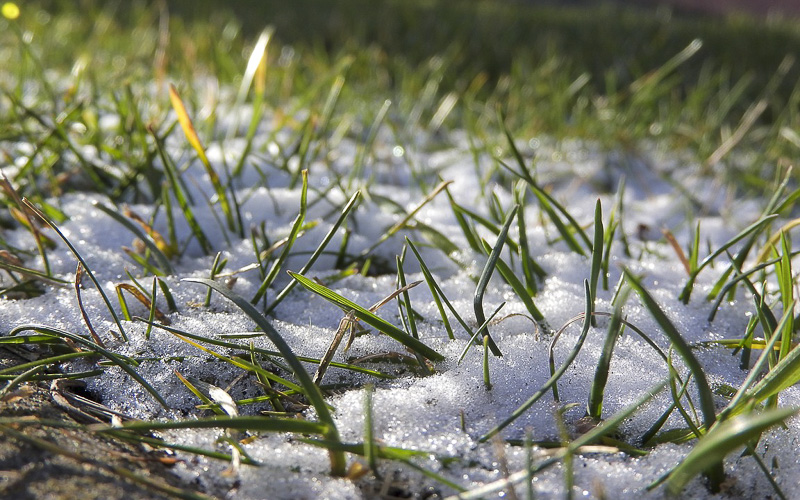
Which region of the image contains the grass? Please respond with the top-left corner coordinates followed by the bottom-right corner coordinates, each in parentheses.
top-left (1, 0), bottom-right (800, 498)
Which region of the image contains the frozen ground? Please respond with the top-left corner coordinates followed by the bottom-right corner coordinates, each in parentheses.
top-left (1, 102), bottom-right (798, 499)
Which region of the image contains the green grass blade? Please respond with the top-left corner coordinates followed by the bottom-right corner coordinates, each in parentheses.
top-left (718, 308), bottom-right (792, 420)
top-left (587, 286), bottom-right (629, 420)
top-left (138, 317), bottom-right (393, 380)
top-left (287, 271), bottom-right (444, 362)
top-left (264, 190), bottom-right (360, 315)
top-left (169, 84), bottom-right (237, 233)
top-left (9, 324), bottom-right (167, 409)
top-left (474, 205), bottom-right (518, 357)
top-left (680, 214), bottom-right (777, 303)
top-left (479, 239), bottom-right (546, 326)
top-left (148, 125), bottom-right (213, 255)
top-left (183, 277), bottom-right (346, 476)
top-left (623, 268), bottom-right (723, 489)
top-left (665, 407), bottom-right (798, 496)
top-left (625, 269), bottom-right (716, 428)
top-left (405, 238), bottom-right (456, 340)
top-left (589, 199), bottom-right (603, 326)
top-left (252, 169), bottom-right (309, 305)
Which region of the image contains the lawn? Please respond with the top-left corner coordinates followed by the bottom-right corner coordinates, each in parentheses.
top-left (2, 1), bottom-right (800, 498)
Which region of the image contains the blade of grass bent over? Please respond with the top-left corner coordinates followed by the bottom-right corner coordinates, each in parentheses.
top-left (287, 272), bottom-right (444, 362)
top-left (9, 324), bottom-right (167, 408)
top-left (22, 199), bottom-right (129, 341)
top-left (183, 277), bottom-right (346, 476)
top-left (480, 281), bottom-right (592, 442)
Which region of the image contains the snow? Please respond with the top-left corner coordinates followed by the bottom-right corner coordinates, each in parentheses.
top-left (1, 102), bottom-right (798, 499)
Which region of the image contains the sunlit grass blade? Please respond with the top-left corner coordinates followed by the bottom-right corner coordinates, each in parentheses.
top-left (589, 199), bottom-right (603, 326)
top-left (22, 198), bottom-right (128, 341)
top-left (148, 125), bottom-right (213, 255)
top-left (479, 239), bottom-right (546, 327)
top-left (623, 268), bottom-right (723, 488)
top-left (500, 167), bottom-right (590, 255)
top-left (358, 180), bottom-right (451, 260)
top-left (396, 249), bottom-right (432, 375)
top-left (287, 271), bottom-right (444, 362)
top-left (680, 214), bottom-right (778, 303)
top-left (252, 169), bottom-right (309, 305)
top-left (405, 238), bottom-right (457, 340)
top-left (169, 84), bottom-right (237, 233)
top-left (174, 370), bottom-right (226, 416)
top-left (775, 232), bottom-right (794, 361)
top-left (717, 308), bottom-right (792, 421)
top-left (474, 205), bottom-right (518, 357)
top-left (115, 283), bottom-right (169, 325)
top-left (740, 310), bottom-right (800, 408)
top-left (587, 286), bottom-right (629, 420)
top-left (138, 317), bottom-right (393, 380)
top-left (183, 277), bottom-right (346, 476)
top-left (265, 190), bottom-right (360, 315)
top-left (662, 407), bottom-right (798, 496)
top-left (498, 107), bottom-right (535, 184)
top-left (8, 324), bottom-right (167, 409)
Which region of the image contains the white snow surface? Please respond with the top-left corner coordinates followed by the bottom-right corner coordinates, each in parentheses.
top-left (2, 104), bottom-right (799, 500)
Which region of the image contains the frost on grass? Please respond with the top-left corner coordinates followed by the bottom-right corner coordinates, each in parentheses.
top-left (1, 97), bottom-right (798, 500)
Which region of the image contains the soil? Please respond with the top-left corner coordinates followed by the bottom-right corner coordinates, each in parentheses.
top-left (0, 348), bottom-right (214, 500)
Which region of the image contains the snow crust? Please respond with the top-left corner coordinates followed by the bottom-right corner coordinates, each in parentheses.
top-left (1, 101), bottom-right (798, 499)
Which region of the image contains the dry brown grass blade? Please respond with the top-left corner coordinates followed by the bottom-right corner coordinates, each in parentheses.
top-left (313, 310), bottom-right (357, 386)
top-left (662, 228), bottom-right (691, 275)
top-left (115, 283), bottom-right (171, 325)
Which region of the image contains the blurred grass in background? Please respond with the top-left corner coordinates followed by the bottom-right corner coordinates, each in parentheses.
top-left (4, 0), bottom-right (800, 195)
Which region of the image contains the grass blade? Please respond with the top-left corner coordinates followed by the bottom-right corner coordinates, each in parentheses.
top-left (587, 286), bottom-right (629, 420)
top-left (623, 268), bottom-right (723, 489)
top-left (287, 271), bottom-right (444, 362)
top-left (474, 205), bottom-right (518, 357)
top-left (679, 214), bottom-right (777, 303)
top-left (9, 324), bottom-right (167, 409)
top-left (265, 190), bottom-right (360, 315)
top-left (169, 84), bottom-right (237, 233)
top-left (664, 407), bottom-right (798, 496)
top-left (252, 170), bottom-right (309, 305)
top-left (148, 125), bottom-right (213, 255)
top-left (183, 277), bottom-right (346, 476)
